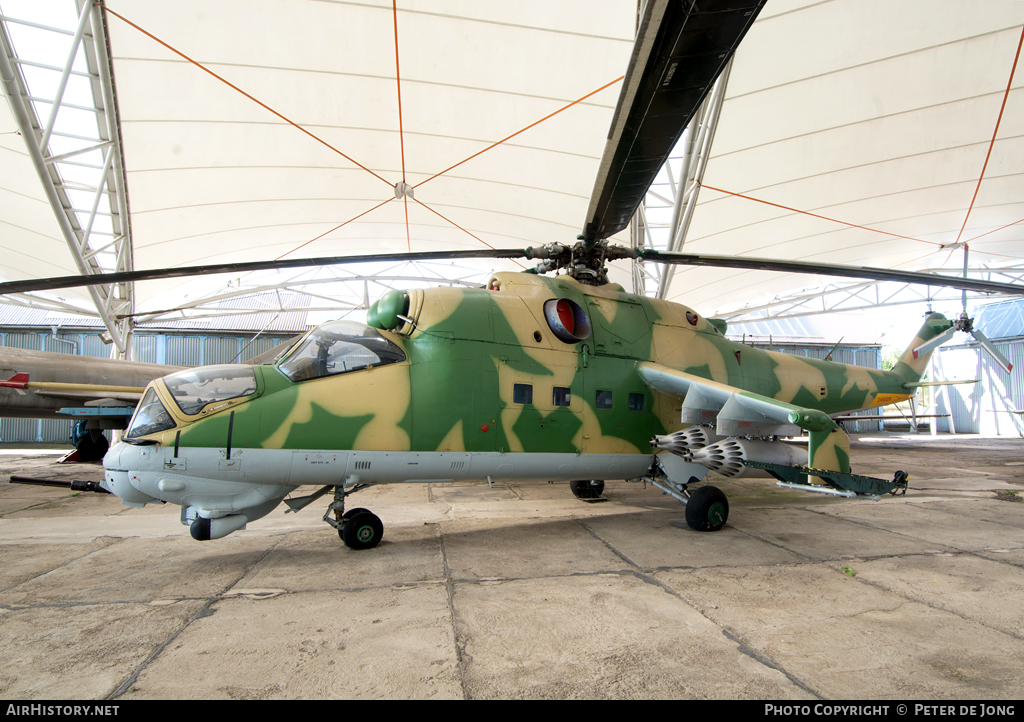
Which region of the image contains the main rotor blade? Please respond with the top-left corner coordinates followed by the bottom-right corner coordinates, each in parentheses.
top-left (643, 250), bottom-right (1024, 296)
top-left (0, 249), bottom-right (526, 296)
top-left (6, 244), bottom-right (1023, 298)
top-left (582, 0), bottom-right (766, 242)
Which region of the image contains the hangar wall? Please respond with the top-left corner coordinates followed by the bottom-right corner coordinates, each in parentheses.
top-left (933, 339), bottom-right (1023, 436)
top-left (929, 299), bottom-right (1024, 436)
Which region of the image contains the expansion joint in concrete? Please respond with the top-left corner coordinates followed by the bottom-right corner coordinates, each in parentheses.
top-left (105, 534), bottom-right (286, 700)
top-left (434, 523), bottom-right (470, 701)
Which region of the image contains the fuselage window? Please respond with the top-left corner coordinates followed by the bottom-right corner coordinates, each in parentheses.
top-left (279, 321), bottom-right (405, 382)
top-left (596, 389), bottom-right (613, 409)
top-left (629, 392), bottom-right (645, 411)
top-left (552, 386), bottom-right (571, 407)
top-left (513, 383), bottom-right (533, 405)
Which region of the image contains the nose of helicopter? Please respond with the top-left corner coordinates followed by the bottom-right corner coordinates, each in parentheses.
top-left (101, 440), bottom-right (123, 470)
top-left (100, 441), bottom-right (158, 506)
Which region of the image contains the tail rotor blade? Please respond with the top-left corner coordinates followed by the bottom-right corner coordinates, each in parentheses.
top-left (971, 328), bottom-right (1014, 374)
top-left (912, 327), bottom-right (956, 360)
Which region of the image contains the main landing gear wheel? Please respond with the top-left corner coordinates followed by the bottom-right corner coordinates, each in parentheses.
top-left (340, 510), bottom-right (384, 550)
top-left (685, 485), bottom-right (729, 532)
top-left (70, 421), bottom-right (108, 462)
top-left (570, 479), bottom-right (605, 499)
top-left (75, 433), bottom-right (109, 462)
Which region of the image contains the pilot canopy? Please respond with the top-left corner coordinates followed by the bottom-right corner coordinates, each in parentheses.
top-left (278, 320), bottom-right (405, 382)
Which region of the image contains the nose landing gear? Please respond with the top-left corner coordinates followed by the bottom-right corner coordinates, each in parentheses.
top-left (323, 486), bottom-right (384, 550)
top-left (341, 509), bottom-right (384, 550)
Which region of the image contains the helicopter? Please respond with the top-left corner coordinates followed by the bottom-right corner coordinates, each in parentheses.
top-left (5, 0), bottom-right (1024, 547)
top-left (87, 264), bottom-right (971, 549)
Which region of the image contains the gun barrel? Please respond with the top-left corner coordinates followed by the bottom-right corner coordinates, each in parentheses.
top-left (9, 476), bottom-right (110, 494)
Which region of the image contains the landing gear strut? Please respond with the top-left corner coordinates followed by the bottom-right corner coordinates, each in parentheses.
top-left (323, 486), bottom-right (383, 550)
top-left (642, 459), bottom-right (729, 532)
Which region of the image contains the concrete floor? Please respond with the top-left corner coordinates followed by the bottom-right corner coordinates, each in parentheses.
top-left (0, 433), bottom-right (1022, 700)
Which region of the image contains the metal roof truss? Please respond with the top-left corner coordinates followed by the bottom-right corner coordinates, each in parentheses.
top-left (0, 0), bottom-right (133, 354)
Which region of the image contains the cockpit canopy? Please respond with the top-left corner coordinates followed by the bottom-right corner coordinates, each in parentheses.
top-left (125, 365), bottom-right (258, 438)
top-left (278, 320), bottom-right (405, 382)
top-left (126, 387), bottom-right (175, 438)
top-left (164, 364), bottom-right (258, 415)
top-left (123, 322), bottom-right (403, 439)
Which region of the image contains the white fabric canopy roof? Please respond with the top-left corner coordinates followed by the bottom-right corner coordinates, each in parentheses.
top-left (106, 0), bottom-right (636, 309)
top-left (658, 0), bottom-right (1024, 316)
top-left (3, 0), bottom-right (1024, 326)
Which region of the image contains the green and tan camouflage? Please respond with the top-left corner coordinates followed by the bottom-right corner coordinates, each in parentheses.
top-left (121, 272), bottom-right (948, 458)
top-left (101, 271), bottom-right (951, 542)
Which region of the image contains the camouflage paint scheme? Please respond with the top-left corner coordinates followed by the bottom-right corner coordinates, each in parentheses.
top-left (128, 271), bottom-right (952, 480)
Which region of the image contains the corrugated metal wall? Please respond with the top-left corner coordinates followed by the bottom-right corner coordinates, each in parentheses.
top-left (932, 338), bottom-right (1023, 436)
top-left (0, 330), bottom-right (293, 443)
top-left (0, 332), bottom-right (77, 442)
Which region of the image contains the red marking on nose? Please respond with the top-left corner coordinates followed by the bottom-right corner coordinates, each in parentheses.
top-left (481, 425), bottom-right (489, 433)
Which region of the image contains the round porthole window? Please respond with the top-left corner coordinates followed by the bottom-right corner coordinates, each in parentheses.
top-left (543, 298), bottom-right (592, 344)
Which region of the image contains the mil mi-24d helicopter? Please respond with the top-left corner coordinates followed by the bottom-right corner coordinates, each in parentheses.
top-left (5, 0), bottom-right (1024, 548)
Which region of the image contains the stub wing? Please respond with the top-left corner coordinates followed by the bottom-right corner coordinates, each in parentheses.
top-left (638, 362), bottom-right (809, 437)
top-left (638, 362), bottom-right (850, 474)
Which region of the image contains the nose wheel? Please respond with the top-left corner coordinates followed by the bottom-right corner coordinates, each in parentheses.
top-left (323, 485), bottom-right (384, 549)
top-left (340, 510), bottom-right (384, 550)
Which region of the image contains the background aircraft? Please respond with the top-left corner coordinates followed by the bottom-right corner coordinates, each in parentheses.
top-left (0, 339), bottom-right (294, 459)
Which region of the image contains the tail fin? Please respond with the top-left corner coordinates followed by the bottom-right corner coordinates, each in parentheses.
top-left (891, 312), bottom-right (954, 382)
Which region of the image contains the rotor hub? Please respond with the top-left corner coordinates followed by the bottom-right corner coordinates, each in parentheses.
top-left (524, 239), bottom-right (638, 285)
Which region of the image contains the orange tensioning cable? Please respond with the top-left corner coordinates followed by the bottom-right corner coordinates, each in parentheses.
top-left (272, 198), bottom-right (394, 262)
top-left (701, 184), bottom-right (943, 247)
top-left (966, 216), bottom-right (1024, 244)
top-left (941, 25), bottom-right (1024, 268)
top-left (412, 197), bottom-right (493, 249)
top-left (414, 76), bottom-right (625, 188)
top-left (393, 1), bottom-right (407, 184)
top-left (102, 4), bottom-right (393, 189)
top-left (103, 3), bottom-right (591, 269)
top-left (412, 198), bottom-right (525, 269)
top-left (953, 24), bottom-right (1024, 246)
top-left (393, 0), bottom-right (410, 251)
